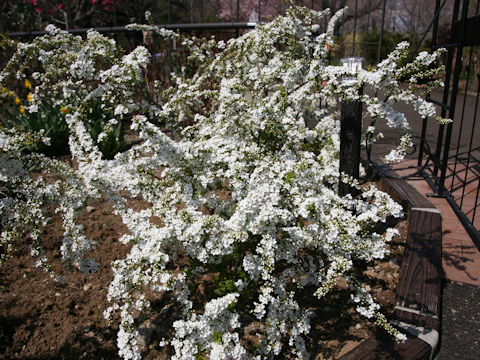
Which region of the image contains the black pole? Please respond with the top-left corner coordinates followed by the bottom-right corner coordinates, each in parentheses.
top-left (168, 0), bottom-right (172, 83)
top-left (258, 0), bottom-right (261, 22)
top-left (352, 0), bottom-right (358, 56)
top-left (339, 87), bottom-right (363, 197)
top-left (168, 0), bottom-right (172, 23)
top-left (236, 0), bottom-right (240, 37)
top-left (418, 0), bottom-right (442, 168)
top-left (113, 2), bottom-right (117, 26)
top-left (440, 0), bottom-right (470, 195)
top-left (432, 0), bottom-right (441, 49)
top-left (366, 0), bottom-right (371, 37)
top-left (190, 0), bottom-right (193, 23)
top-left (377, 0), bottom-right (387, 64)
top-left (431, 0), bottom-right (461, 183)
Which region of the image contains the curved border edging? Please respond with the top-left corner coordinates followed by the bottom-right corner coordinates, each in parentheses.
top-left (338, 157), bottom-right (443, 360)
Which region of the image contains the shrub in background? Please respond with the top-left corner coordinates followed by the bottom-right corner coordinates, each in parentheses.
top-left (0, 26), bottom-right (148, 158)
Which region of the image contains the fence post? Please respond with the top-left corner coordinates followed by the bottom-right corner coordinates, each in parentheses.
top-left (339, 57), bottom-right (364, 197)
top-left (168, 0), bottom-right (173, 84)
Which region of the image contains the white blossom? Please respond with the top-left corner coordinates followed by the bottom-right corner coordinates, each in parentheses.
top-left (0, 5), bottom-right (449, 359)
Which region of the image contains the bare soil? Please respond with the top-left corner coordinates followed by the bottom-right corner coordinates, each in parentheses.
top-left (0, 195), bottom-right (407, 360)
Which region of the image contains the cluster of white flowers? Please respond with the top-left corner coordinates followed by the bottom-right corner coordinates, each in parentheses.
top-left (0, 5), bottom-right (447, 360)
top-left (1, 25), bottom-right (150, 160)
top-left (0, 128), bottom-right (94, 279)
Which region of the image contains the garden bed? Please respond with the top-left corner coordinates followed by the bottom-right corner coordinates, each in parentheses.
top-left (0, 169), bottom-right (436, 360)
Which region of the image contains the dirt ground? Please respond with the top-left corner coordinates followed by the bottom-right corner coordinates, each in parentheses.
top-left (0, 194), bottom-right (407, 360)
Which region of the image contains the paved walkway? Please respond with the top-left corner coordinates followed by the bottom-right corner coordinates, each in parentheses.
top-left (388, 159), bottom-right (480, 286)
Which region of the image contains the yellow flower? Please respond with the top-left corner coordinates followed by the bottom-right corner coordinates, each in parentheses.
top-left (19, 106), bottom-right (25, 114)
top-left (1, 88), bottom-right (6, 94)
top-left (60, 106), bottom-right (68, 114)
top-left (8, 91), bottom-right (14, 98)
top-left (27, 93), bottom-right (33, 102)
top-left (14, 96), bottom-right (21, 105)
top-left (24, 79), bottom-right (32, 90)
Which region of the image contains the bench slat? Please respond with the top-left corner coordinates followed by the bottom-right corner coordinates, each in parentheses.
top-left (339, 335), bottom-right (431, 360)
top-left (396, 210), bottom-right (442, 318)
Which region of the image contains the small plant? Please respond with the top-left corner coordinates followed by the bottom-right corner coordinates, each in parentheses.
top-left (0, 26), bottom-right (149, 159)
top-left (0, 84), bottom-right (126, 158)
top-left (80, 98), bottom-right (127, 160)
top-left (0, 88), bottom-right (70, 156)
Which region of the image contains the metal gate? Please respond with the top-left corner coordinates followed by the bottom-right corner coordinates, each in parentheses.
top-left (418, 0), bottom-right (480, 250)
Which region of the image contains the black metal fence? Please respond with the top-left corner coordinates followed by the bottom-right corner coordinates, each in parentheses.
top-left (4, 3), bottom-right (390, 88)
top-left (5, 1), bottom-right (395, 66)
top-left (10, 1), bottom-right (480, 248)
top-left (418, 0), bottom-right (480, 250)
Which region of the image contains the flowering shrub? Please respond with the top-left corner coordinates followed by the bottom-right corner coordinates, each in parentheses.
top-left (0, 6), bottom-right (447, 360)
top-left (0, 25), bottom-right (146, 158)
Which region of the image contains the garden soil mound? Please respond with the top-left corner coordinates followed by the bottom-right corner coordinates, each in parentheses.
top-left (0, 198), bottom-right (407, 360)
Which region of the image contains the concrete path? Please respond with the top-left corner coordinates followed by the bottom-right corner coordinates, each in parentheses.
top-left (389, 159), bottom-right (480, 286)
top-left (365, 87), bottom-right (480, 284)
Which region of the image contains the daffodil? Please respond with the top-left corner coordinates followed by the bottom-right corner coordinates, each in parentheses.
top-left (14, 96), bottom-right (21, 105)
top-left (19, 105), bottom-right (25, 114)
top-left (24, 79), bottom-right (32, 89)
top-left (1, 88), bottom-right (6, 94)
top-left (27, 93), bottom-right (33, 102)
top-left (60, 106), bottom-right (68, 114)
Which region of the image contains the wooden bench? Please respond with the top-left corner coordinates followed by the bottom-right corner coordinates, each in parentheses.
top-left (339, 157), bottom-right (442, 360)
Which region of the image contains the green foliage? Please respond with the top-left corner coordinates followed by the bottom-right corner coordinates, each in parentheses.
top-left (0, 26), bottom-right (145, 159)
top-left (459, 71), bottom-right (474, 81)
top-left (195, 345), bottom-right (206, 360)
top-left (0, 95), bottom-right (126, 158)
top-left (15, 104), bottom-right (70, 156)
top-left (213, 331), bottom-right (223, 343)
top-left (81, 99), bottom-right (127, 160)
top-left (360, 28), bottom-right (434, 71)
top-left (0, 33), bottom-right (9, 49)
top-left (283, 170), bottom-right (296, 184)
top-left (0, 92), bottom-right (69, 156)
top-left (213, 277), bottom-right (237, 297)
top-left (0, 33), bottom-right (15, 66)
top-left (362, 29), bottom-right (405, 66)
